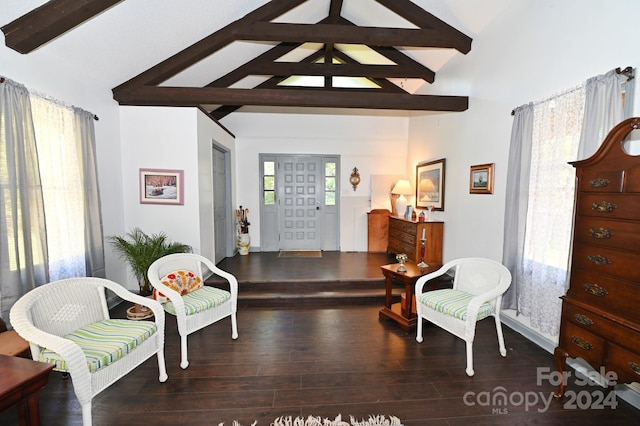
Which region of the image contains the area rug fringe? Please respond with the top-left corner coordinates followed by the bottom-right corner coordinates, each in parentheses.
top-left (218, 414), bottom-right (402, 426)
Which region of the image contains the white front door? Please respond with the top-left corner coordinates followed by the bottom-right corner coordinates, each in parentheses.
top-left (259, 154), bottom-right (340, 251)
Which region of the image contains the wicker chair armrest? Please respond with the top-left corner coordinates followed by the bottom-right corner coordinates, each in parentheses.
top-left (10, 308), bottom-right (91, 385)
top-left (147, 277), bottom-right (187, 316)
top-left (199, 256), bottom-right (239, 297)
top-left (99, 279), bottom-right (166, 332)
top-left (415, 264), bottom-right (450, 295)
top-left (464, 284), bottom-right (509, 328)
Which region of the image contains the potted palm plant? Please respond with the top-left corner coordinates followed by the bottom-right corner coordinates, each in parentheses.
top-left (108, 227), bottom-right (192, 296)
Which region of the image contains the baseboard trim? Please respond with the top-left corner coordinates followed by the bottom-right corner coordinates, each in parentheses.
top-left (501, 314), bottom-right (640, 410)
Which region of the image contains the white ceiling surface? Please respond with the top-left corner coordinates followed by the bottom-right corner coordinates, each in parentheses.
top-left (2, 0), bottom-right (510, 106)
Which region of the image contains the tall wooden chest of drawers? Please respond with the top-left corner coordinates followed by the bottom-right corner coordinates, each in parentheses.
top-left (387, 217), bottom-right (443, 264)
top-left (554, 117), bottom-right (640, 397)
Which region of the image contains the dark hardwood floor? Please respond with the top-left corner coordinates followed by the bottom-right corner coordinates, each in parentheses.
top-left (2, 252), bottom-right (639, 425)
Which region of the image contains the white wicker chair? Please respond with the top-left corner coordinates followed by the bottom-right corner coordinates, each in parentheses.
top-left (415, 258), bottom-right (512, 376)
top-left (9, 277), bottom-right (168, 426)
top-left (147, 253), bottom-right (238, 369)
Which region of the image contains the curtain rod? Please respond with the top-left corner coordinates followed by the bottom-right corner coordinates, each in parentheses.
top-left (615, 66), bottom-right (634, 81)
top-left (1, 77), bottom-right (98, 120)
top-left (511, 66), bottom-right (634, 115)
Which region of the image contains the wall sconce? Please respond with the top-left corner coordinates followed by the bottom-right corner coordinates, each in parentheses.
top-left (349, 167), bottom-right (361, 191)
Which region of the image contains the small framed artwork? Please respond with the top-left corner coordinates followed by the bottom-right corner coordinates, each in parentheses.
top-left (469, 163), bottom-right (494, 194)
top-left (139, 168), bottom-right (184, 205)
top-left (416, 158), bottom-right (446, 210)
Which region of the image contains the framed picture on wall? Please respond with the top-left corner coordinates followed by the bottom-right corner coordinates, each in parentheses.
top-left (139, 168), bottom-right (184, 205)
top-left (469, 163), bottom-right (494, 194)
top-left (416, 158), bottom-right (446, 210)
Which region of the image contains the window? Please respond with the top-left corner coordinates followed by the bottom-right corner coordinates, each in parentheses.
top-left (523, 89), bottom-right (585, 270)
top-left (263, 160), bottom-right (275, 205)
top-left (324, 161), bottom-right (336, 205)
top-left (507, 69), bottom-right (629, 337)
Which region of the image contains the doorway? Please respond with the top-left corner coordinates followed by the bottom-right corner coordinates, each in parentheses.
top-left (213, 145), bottom-right (230, 263)
top-left (260, 154), bottom-right (340, 251)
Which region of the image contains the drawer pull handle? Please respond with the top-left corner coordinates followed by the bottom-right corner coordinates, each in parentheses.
top-left (571, 336), bottom-right (593, 351)
top-left (589, 178), bottom-right (610, 188)
top-left (589, 227), bottom-right (614, 239)
top-left (574, 314), bottom-right (594, 326)
top-left (587, 255), bottom-right (611, 265)
top-left (591, 201), bottom-right (617, 213)
top-left (630, 362), bottom-right (640, 376)
top-left (584, 283), bottom-right (608, 297)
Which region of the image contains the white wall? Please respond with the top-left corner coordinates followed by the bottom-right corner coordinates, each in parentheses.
top-left (118, 106), bottom-right (235, 290)
top-left (221, 110), bottom-right (410, 251)
top-left (407, 0), bottom-right (640, 263)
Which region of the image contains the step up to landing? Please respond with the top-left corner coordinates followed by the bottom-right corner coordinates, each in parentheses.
top-left (207, 277), bottom-right (398, 309)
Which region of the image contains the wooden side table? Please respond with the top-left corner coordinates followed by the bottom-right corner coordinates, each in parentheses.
top-left (379, 261), bottom-right (440, 332)
top-left (0, 331), bottom-right (31, 358)
top-left (0, 354), bottom-right (54, 426)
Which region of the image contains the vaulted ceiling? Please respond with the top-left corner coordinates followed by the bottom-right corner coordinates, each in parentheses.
top-left (2, 0), bottom-right (476, 119)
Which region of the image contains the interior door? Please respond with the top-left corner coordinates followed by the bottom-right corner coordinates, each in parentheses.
top-left (278, 155), bottom-right (323, 250)
top-left (213, 146), bottom-right (227, 262)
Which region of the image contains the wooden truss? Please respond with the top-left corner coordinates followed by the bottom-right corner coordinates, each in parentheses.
top-left (2, 0), bottom-right (472, 116)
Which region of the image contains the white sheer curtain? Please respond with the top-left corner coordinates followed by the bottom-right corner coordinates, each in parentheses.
top-left (519, 87), bottom-right (585, 335)
top-left (503, 69), bottom-right (628, 336)
top-left (0, 79), bottom-right (49, 321)
top-left (30, 93), bottom-right (105, 280)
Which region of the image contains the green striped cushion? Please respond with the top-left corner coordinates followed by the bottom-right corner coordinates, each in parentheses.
top-left (39, 319), bottom-right (157, 373)
top-left (419, 289), bottom-right (494, 321)
top-left (163, 286), bottom-right (231, 316)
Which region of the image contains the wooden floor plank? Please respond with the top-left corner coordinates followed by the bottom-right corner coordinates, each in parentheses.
top-left (2, 253), bottom-right (639, 425)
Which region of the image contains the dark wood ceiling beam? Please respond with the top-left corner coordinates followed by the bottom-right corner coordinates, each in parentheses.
top-left (234, 22), bottom-right (469, 52)
top-left (374, 0), bottom-right (471, 52)
top-left (1, 0), bottom-right (123, 54)
top-left (210, 75), bottom-right (406, 121)
top-left (113, 0), bottom-right (307, 94)
top-left (207, 42), bottom-right (302, 87)
top-left (328, 0), bottom-right (344, 21)
top-left (246, 62), bottom-right (431, 79)
top-left (336, 17), bottom-right (436, 84)
top-left (325, 0), bottom-right (345, 87)
top-left (210, 47), bottom-right (407, 120)
top-left (113, 86), bottom-right (468, 112)
top-left (330, 50), bottom-right (406, 93)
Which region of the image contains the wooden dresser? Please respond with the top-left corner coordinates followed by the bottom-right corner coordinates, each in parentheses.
top-left (554, 117), bottom-right (640, 397)
top-left (387, 216), bottom-right (443, 264)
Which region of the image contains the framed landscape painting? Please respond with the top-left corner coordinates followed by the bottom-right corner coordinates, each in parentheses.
top-left (469, 163), bottom-right (494, 194)
top-left (139, 168), bottom-right (184, 205)
top-left (416, 158), bottom-right (445, 210)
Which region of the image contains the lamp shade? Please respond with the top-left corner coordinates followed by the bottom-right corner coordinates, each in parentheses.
top-left (391, 179), bottom-right (413, 195)
top-left (391, 179), bottom-right (412, 218)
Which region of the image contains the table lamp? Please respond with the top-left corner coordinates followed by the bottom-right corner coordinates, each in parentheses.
top-left (391, 179), bottom-right (412, 218)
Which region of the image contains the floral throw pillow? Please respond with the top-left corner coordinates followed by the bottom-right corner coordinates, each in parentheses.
top-left (152, 269), bottom-right (202, 303)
